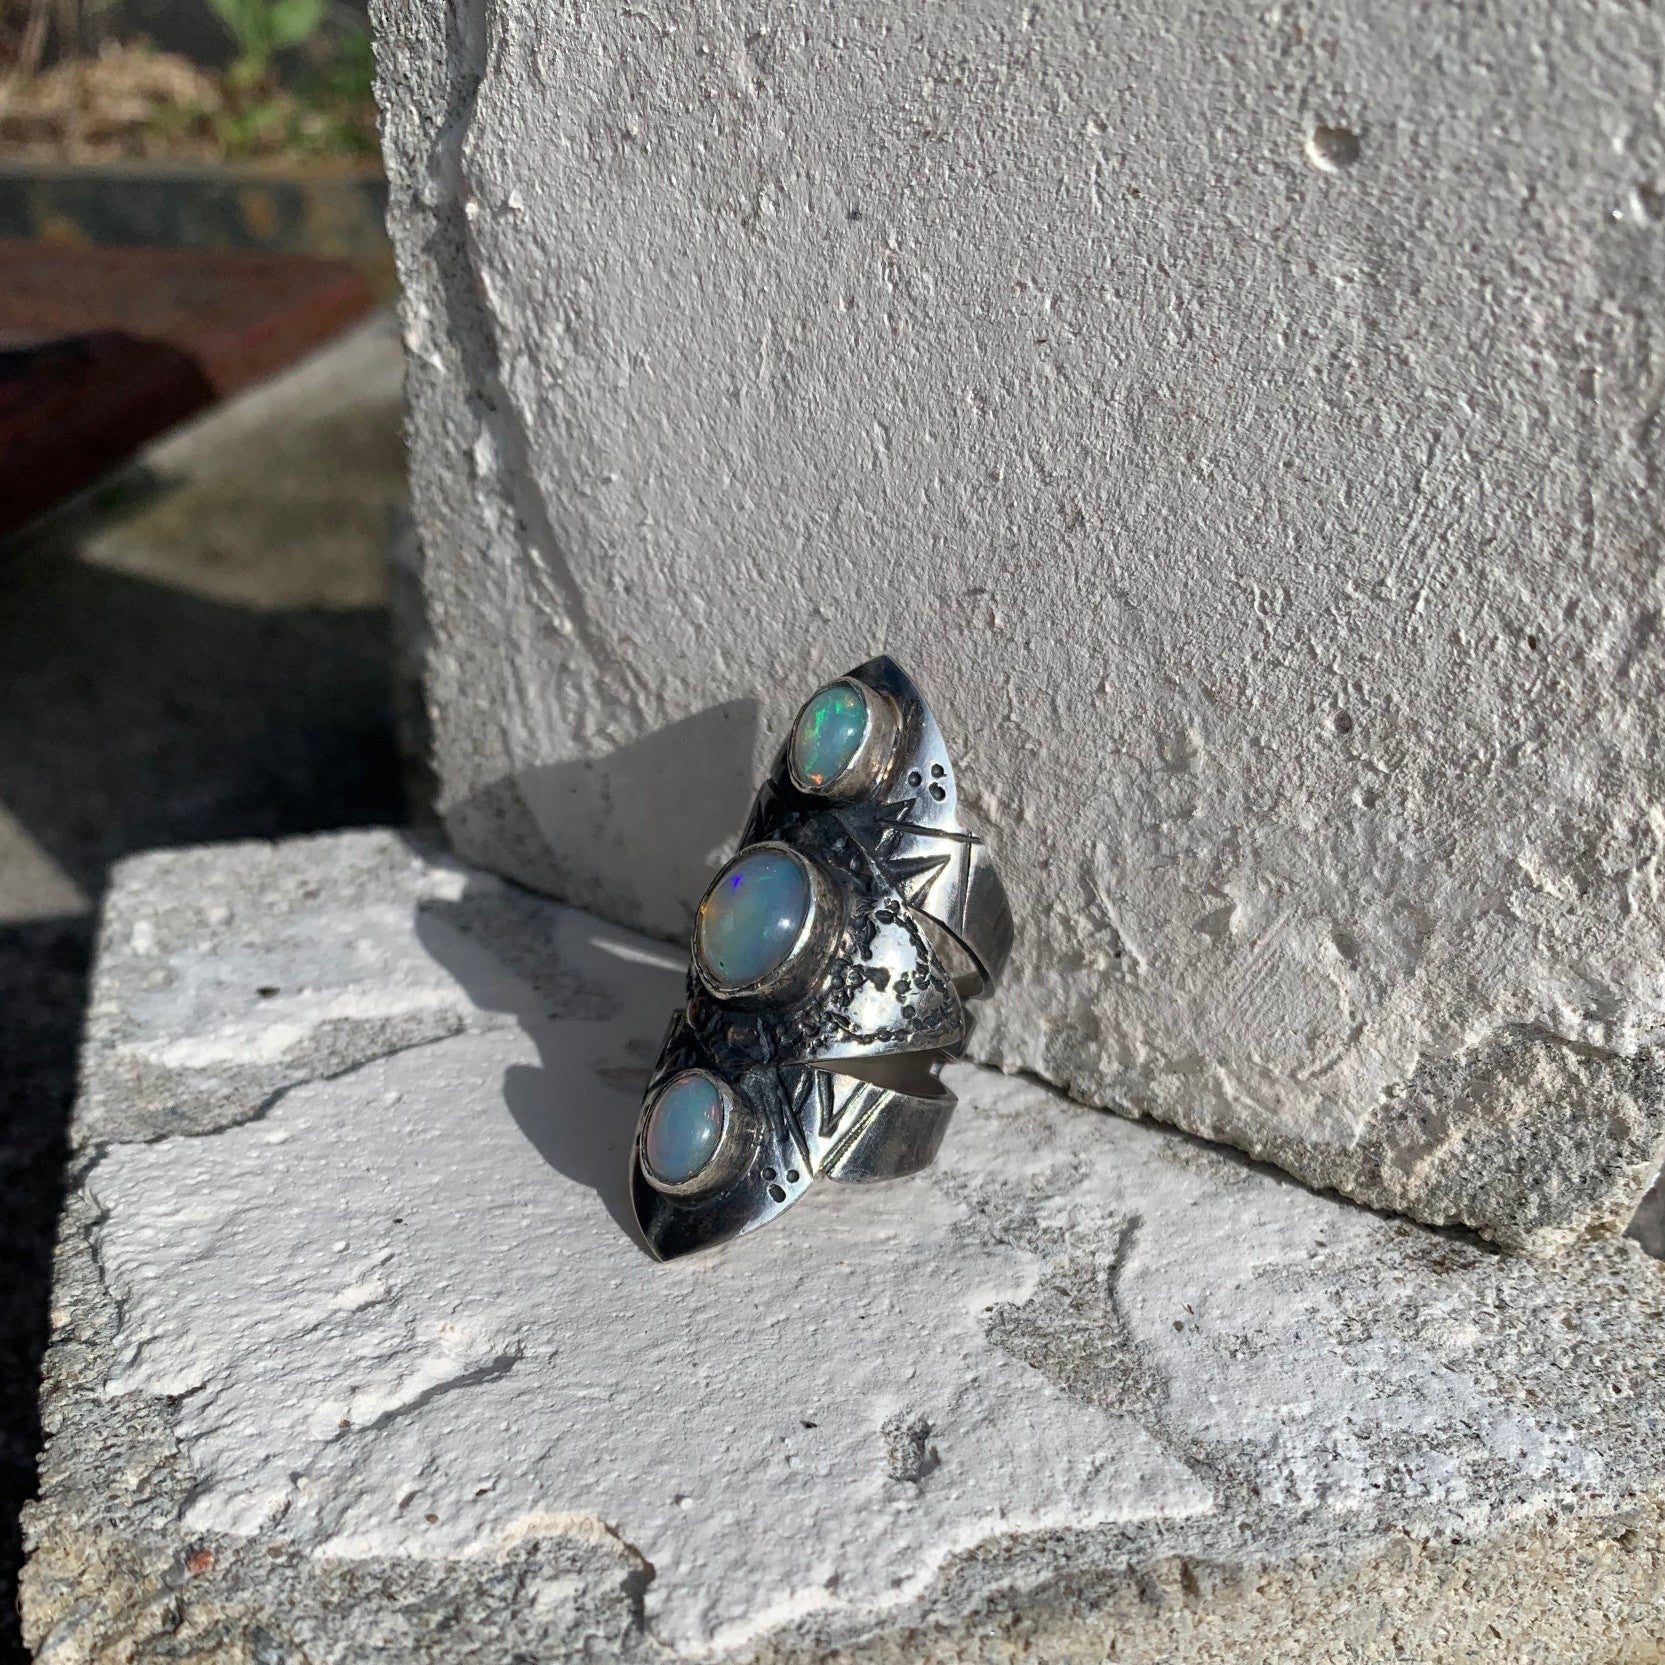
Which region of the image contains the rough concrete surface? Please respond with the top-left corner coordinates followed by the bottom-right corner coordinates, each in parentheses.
top-left (21, 828), bottom-right (1665, 1663)
top-left (0, 316), bottom-right (408, 1665)
top-left (369, 0), bottom-right (1665, 1254)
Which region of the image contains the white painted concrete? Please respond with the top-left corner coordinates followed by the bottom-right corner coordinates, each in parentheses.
top-left (80, 836), bottom-right (1653, 1655)
top-left (373, 0), bottom-right (1665, 1249)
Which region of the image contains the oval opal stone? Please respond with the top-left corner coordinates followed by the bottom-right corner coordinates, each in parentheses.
top-left (644, 1072), bottom-right (727, 1187)
top-left (697, 845), bottom-right (813, 991)
top-left (791, 681), bottom-right (870, 791)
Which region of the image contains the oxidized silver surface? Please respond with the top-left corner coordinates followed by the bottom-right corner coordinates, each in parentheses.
top-left (632, 656), bottom-right (1012, 1260)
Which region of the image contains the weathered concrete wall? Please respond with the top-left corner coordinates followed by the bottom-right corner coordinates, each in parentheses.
top-left (370, 0), bottom-right (1665, 1251)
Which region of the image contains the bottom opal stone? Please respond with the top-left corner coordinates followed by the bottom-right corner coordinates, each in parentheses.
top-left (643, 1072), bottom-right (728, 1190)
top-left (791, 680), bottom-right (871, 791)
top-left (695, 844), bottom-right (814, 993)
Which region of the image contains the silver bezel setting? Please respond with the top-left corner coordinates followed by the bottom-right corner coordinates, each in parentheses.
top-left (639, 1070), bottom-right (746, 1197)
top-left (693, 841), bottom-right (841, 1002)
top-left (787, 680), bottom-right (901, 802)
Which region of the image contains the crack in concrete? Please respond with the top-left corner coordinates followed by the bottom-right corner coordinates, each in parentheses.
top-left (91, 1023), bottom-right (473, 1151)
top-left (424, 0), bottom-right (652, 735)
top-left (337, 1348), bottom-right (524, 1439)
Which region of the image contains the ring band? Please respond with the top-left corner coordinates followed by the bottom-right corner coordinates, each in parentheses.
top-left (632, 656), bottom-right (1012, 1260)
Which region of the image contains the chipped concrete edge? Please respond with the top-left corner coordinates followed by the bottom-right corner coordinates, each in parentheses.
top-left (367, 0), bottom-right (586, 901)
top-left (18, 828), bottom-right (1665, 1662)
top-left (1181, 1023), bottom-right (1665, 1259)
top-left (21, 1174), bottom-right (1665, 1665)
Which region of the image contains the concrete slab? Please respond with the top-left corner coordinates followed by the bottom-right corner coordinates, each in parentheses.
top-left (0, 312), bottom-right (407, 1665)
top-left (22, 830), bottom-right (1665, 1662)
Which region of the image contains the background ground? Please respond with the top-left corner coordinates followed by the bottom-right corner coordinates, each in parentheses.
top-left (0, 315), bottom-right (406, 1661)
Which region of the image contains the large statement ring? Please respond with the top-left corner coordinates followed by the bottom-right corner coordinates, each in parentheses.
top-left (631, 656), bottom-right (1012, 1260)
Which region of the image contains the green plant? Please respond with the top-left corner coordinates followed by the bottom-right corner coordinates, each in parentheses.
top-left (202, 0), bottom-right (324, 88)
top-left (319, 23), bottom-right (373, 103)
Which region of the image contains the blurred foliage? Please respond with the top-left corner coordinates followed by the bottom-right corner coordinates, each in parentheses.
top-left (1, 0), bottom-right (109, 76)
top-left (204, 0), bottom-right (321, 86)
top-left (0, 13), bottom-right (377, 162)
top-left (315, 19), bottom-right (370, 102)
top-left (215, 20), bottom-right (379, 158)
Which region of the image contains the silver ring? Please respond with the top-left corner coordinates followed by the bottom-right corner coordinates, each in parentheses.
top-left (632, 656), bottom-right (1012, 1260)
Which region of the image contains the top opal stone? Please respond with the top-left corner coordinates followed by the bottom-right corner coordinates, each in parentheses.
top-left (643, 1071), bottom-right (726, 1188)
top-left (791, 681), bottom-right (870, 792)
top-left (696, 845), bottom-right (813, 993)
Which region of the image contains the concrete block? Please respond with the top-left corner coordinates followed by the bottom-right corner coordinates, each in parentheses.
top-left (22, 829), bottom-right (1665, 1662)
top-left (371, 0), bottom-right (1665, 1252)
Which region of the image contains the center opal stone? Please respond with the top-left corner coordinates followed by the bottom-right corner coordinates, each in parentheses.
top-left (643, 1071), bottom-right (726, 1187)
top-left (791, 681), bottom-right (870, 791)
top-left (696, 844), bottom-right (813, 992)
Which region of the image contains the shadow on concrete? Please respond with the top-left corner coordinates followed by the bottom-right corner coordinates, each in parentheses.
top-left (410, 700), bottom-right (763, 1255)
top-left (1630, 1175), bottom-right (1665, 1259)
top-left (0, 550), bottom-right (401, 900)
top-left (0, 916), bottom-right (91, 1665)
top-left (414, 876), bottom-right (689, 1258)
top-left (0, 463), bottom-right (403, 1662)
top-left (442, 698), bottom-right (763, 945)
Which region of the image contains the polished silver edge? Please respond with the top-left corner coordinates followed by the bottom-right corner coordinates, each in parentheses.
top-left (813, 1067), bottom-right (959, 1185)
top-left (638, 1070), bottom-right (748, 1197)
top-left (786, 680), bottom-right (901, 802)
top-left (830, 659), bottom-right (1009, 987)
top-left (692, 840), bottom-right (843, 1003)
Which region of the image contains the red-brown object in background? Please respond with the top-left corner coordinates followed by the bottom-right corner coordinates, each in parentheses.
top-left (0, 241), bottom-right (376, 395)
top-left (0, 333), bottom-right (214, 535)
top-left (0, 241), bottom-right (375, 535)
